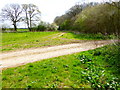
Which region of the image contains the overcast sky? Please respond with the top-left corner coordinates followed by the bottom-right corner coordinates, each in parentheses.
top-left (0, 0), bottom-right (118, 27)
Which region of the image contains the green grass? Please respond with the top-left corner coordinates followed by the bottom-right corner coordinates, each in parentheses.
top-left (3, 28), bottom-right (29, 32)
top-left (0, 70), bottom-right (1, 90)
top-left (61, 32), bottom-right (117, 40)
top-left (17, 29), bottom-right (29, 31)
top-left (1, 31), bottom-right (74, 52)
top-left (2, 31), bottom-right (117, 52)
top-left (2, 43), bottom-right (120, 88)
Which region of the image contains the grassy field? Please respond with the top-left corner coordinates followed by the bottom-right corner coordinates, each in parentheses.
top-left (17, 29), bottom-right (29, 32)
top-left (2, 43), bottom-right (120, 88)
top-left (1, 31), bottom-right (117, 52)
top-left (2, 31), bottom-right (75, 52)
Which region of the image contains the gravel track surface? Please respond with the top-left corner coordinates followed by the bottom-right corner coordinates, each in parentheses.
top-left (0, 40), bottom-right (118, 70)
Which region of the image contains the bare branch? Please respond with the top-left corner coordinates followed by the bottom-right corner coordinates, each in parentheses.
top-left (1, 4), bottom-right (22, 31)
top-left (22, 4), bottom-right (41, 31)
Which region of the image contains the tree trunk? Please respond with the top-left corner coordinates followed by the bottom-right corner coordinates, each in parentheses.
top-left (27, 21), bottom-right (31, 31)
top-left (25, 12), bottom-right (31, 31)
top-left (28, 27), bottom-right (32, 31)
top-left (13, 22), bottom-right (17, 31)
top-left (29, 17), bottom-right (32, 31)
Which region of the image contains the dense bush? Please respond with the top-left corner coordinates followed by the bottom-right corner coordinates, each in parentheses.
top-left (31, 22), bottom-right (58, 31)
top-left (59, 20), bottom-right (72, 30)
top-left (54, 1), bottom-right (120, 35)
top-left (54, 2), bottom-right (99, 28)
top-left (74, 3), bottom-right (120, 35)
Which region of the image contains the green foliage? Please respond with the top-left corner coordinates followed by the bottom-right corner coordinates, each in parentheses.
top-left (54, 1), bottom-right (120, 35)
top-left (31, 22), bottom-right (58, 31)
top-left (78, 55), bottom-right (119, 89)
top-left (54, 2), bottom-right (99, 28)
top-left (2, 43), bottom-right (120, 88)
top-left (74, 3), bottom-right (120, 34)
top-left (32, 24), bottom-right (46, 31)
top-left (0, 71), bottom-right (1, 90)
top-left (59, 20), bottom-right (72, 30)
top-left (1, 27), bottom-right (6, 31)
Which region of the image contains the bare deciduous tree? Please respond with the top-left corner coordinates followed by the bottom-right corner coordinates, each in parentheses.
top-left (1, 4), bottom-right (22, 31)
top-left (22, 4), bottom-right (41, 31)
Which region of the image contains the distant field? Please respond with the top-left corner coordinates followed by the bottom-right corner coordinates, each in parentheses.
top-left (2, 43), bottom-right (120, 88)
top-left (1, 31), bottom-right (117, 52)
top-left (17, 29), bottom-right (29, 31)
top-left (3, 28), bottom-right (29, 32)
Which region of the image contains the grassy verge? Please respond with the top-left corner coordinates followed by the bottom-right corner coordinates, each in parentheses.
top-left (2, 43), bottom-right (120, 88)
top-left (61, 32), bottom-right (117, 40)
top-left (2, 31), bottom-right (117, 52)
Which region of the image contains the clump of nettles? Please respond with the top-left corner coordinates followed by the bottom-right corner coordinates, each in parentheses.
top-left (78, 55), bottom-right (119, 89)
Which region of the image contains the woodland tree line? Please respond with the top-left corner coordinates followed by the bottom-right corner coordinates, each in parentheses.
top-left (54, 1), bottom-right (120, 35)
